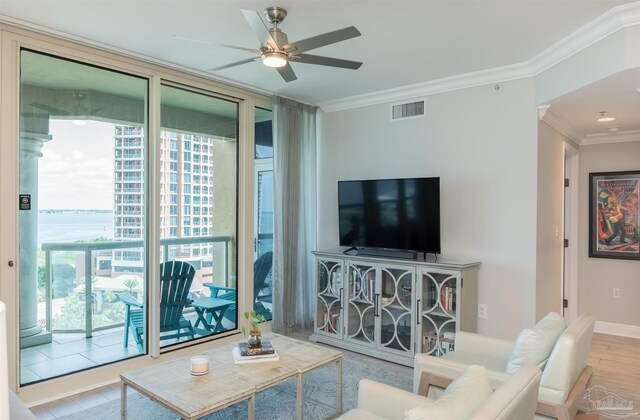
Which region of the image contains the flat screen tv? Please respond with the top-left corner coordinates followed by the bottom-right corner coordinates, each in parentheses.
top-left (338, 177), bottom-right (440, 254)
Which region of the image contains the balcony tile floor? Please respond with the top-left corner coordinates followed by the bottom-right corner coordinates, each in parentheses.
top-left (20, 312), bottom-right (212, 384)
top-left (21, 328), bottom-right (137, 384)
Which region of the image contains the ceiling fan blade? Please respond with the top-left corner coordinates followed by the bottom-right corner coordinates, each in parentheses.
top-left (283, 26), bottom-right (361, 54)
top-left (293, 53), bottom-right (362, 70)
top-left (219, 43), bottom-right (262, 55)
top-left (210, 57), bottom-right (259, 71)
top-left (241, 9), bottom-right (280, 49)
top-left (276, 63), bottom-right (297, 82)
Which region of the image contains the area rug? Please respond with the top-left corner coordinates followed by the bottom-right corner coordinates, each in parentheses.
top-left (59, 353), bottom-right (413, 419)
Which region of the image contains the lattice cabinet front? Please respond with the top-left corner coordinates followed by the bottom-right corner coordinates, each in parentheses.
top-left (310, 250), bottom-right (479, 367)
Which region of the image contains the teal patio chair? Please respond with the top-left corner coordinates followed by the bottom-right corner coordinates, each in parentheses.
top-left (203, 251), bottom-right (273, 326)
top-left (116, 260), bottom-right (196, 352)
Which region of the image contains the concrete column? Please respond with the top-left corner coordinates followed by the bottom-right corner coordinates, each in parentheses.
top-left (19, 131), bottom-right (53, 348)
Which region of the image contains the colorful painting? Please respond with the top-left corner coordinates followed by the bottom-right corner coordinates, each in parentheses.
top-left (589, 171), bottom-right (640, 260)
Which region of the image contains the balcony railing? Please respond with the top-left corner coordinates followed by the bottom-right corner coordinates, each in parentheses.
top-left (41, 235), bottom-right (232, 338)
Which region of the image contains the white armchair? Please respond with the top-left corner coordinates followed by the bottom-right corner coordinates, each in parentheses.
top-left (339, 364), bottom-right (541, 420)
top-left (415, 313), bottom-right (595, 420)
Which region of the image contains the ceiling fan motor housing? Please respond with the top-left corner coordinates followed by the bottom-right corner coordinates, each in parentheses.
top-left (264, 6), bottom-right (287, 24)
top-left (268, 30), bottom-right (289, 52)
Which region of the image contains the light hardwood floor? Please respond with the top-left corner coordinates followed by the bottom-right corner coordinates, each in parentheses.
top-left (31, 332), bottom-right (640, 419)
top-left (585, 333), bottom-right (640, 419)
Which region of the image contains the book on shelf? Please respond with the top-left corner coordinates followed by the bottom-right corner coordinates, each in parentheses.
top-left (422, 330), bottom-right (456, 354)
top-left (422, 330), bottom-right (438, 353)
top-left (440, 336), bottom-right (455, 354)
top-left (237, 338), bottom-right (275, 357)
top-left (440, 286), bottom-right (457, 311)
top-left (322, 312), bottom-right (340, 333)
top-left (232, 347), bottom-right (279, 364)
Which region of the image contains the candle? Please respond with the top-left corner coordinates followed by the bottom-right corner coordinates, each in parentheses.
top-left (190, 355), bottom-right (209, 375)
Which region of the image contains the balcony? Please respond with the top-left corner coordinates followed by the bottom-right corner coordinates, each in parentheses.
top-left (23, 235), bottom-right (240, 385)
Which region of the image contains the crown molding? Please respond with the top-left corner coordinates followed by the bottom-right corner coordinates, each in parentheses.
top-left (581, 129), bottom-right (640, 145)
top-left (537, 105), bottom-right (583, 143)
top-left (320, 2), bottom-right (640, 113)
top-left (529, 1), bottom-right (640, 74)
top-left (539, 104), bottom-right (640, 145)
top-left (317, 62), bottom-right (532, 113)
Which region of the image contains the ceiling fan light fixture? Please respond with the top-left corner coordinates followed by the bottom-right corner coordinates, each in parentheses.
top-left (597, 111), bottom-right (616, 122)
top-left (262, 51), bottom-right (287, 68)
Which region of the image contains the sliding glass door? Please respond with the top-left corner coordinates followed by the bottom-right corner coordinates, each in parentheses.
top-left (158, 84), bottom-right (239, 347)
top-left (16, 48), bottom-right (243, 386)
top-left (254, 107), bottom-right (273, 320)
top-left (19, 50), bottom-right (148, 384)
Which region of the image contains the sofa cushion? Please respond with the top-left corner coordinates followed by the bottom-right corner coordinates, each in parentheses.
top-left (404, 365), bottom-right (493, 420)
top-left (505, 312), bottom-right (566, 374)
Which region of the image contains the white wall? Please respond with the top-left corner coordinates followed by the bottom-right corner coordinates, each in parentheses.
top-left (317, 79), bottom-right (539, 339)
top-left (578, 141), bottom-right (640, 327)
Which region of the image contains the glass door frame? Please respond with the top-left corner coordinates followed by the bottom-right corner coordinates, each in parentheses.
top-left (254, 159), bottom-right (273, 260)
top-left (0, 26), bottom-right (269, 399)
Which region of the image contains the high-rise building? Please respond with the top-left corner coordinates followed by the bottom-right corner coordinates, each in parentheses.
top-left (113, 125), bottom-right (144, 273)
top-left (112, 126), bottom-right (214, 273)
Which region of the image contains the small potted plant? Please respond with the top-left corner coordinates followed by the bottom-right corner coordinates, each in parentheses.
top-left (242, 310), bottom-right (266, 349)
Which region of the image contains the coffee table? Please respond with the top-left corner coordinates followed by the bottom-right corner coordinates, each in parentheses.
top-left (120, 333), bottom-right (343, 419)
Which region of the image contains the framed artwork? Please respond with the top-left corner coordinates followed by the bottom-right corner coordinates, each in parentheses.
top-left (589, 171), bottom-right (640, 260)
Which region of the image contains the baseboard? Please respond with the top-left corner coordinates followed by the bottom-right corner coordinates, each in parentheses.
top-left (594, 321), bottom-right (640, 339)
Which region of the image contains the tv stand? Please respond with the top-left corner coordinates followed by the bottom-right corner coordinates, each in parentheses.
top-left (356, 248), bottom-right (417, 260)
top-left (310, 250), bottom-right (480, 366)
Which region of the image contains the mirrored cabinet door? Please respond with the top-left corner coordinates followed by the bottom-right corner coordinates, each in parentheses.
top-left (419, 270), bottom-right (458, 356)
top-left (345, 262), bottom-right (376, 345)
top-left (379, 266), bottom-right (414, 354)
top-left (315, 258), bottom-right (344, 338)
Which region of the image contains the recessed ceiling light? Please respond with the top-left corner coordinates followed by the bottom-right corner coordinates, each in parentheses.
top-left (597, 111), bottom-right (616, 122)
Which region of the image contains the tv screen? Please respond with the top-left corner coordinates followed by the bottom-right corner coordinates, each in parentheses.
top-left (338, 177), bottom-right (440, 254)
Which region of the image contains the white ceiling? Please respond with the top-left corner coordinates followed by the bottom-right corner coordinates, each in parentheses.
top-left (1, 0), bottom-right (639, 139)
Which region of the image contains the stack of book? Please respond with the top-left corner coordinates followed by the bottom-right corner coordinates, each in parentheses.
top-left (232, 338), bottom-right (279, 364)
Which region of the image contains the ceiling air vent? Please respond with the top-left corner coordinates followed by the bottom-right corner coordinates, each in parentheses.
top-left (391, 100), bottom-right (425, 121)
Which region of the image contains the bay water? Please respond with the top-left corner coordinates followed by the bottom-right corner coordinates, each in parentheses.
top-left (38, 211), bottom-right (114, 245)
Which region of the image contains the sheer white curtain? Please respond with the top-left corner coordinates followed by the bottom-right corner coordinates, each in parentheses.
top-left (272, 96), bottom-right (317, 334)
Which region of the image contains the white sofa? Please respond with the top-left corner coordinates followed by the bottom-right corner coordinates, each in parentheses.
top-left (339, 365), bottom-right (541, 420)
top-left (414, 313), bottom-right (595, 420)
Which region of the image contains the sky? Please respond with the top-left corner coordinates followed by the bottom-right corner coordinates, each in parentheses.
top-left (38, 119), bottom-right (115, 210)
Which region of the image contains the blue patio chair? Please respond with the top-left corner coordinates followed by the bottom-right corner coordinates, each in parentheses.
top-left (116, 261), bottom-right (196, 352)
top-left (203, 251), bottom-right (273, 326)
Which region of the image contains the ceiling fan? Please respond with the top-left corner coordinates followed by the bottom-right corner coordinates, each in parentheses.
top-left (212, 6), bottom-right (363, 82)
